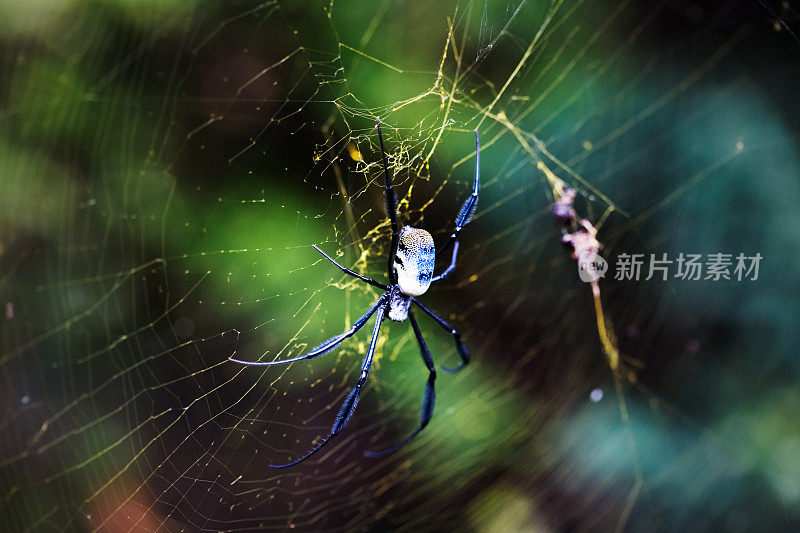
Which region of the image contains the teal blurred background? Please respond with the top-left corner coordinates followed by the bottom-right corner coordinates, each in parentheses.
top-left (1, 1), bottom-right (799, 531)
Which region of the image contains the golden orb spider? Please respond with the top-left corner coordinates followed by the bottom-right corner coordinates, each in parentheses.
top-left (230, 119), bottom-right (480, 467)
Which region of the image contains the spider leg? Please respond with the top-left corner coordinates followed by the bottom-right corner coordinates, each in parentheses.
top-left (376, 118), bottom-right (400, 283)
top-left (431, 241), bottom-right (459, 283)
top-left (437, 129), bottom-right (480, 259)
top-left (412, 298), bottom-right (469, 373)
top-left (269, 303), bottom-right (387, 467)
top-left (228, 294), bottom-right (388, 366)
top-left (313, 245), bottom-right (389, 290)
top-left (364, 309), bottom-right (435, 458)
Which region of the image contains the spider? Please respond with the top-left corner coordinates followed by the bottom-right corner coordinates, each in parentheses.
top-left (229, 119), bottom-right (480, 467)
top-left (553, 188), bottom-right (601, 268)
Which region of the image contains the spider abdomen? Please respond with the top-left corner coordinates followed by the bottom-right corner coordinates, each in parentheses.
top-left (394, 226), bottom-right (435, 297)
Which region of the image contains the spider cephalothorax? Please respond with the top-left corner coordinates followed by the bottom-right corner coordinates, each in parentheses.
top-left (230, 119), bottom-right (480, 467)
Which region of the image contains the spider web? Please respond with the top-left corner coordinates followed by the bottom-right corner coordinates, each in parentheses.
top-left (2, 0), bottom-right (800, 531)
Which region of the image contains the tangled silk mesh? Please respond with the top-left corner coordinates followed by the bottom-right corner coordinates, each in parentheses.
top-left (1, 1), bottom-right (799, 531)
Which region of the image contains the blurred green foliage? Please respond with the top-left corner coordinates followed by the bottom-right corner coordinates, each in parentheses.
top-left (1, 1), bottom-right (799, 531)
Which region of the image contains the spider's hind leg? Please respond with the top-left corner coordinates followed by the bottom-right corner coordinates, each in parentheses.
top-left (376, 118), bottom-right (401, 284)
top-left (432, 130), bottom-right (480, 284)
top-left (312, 245), bottom-right (388, 290)
top-left (436, 129), bottom-right (480, 261)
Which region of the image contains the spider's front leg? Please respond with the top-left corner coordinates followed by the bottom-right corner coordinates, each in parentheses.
top-left (433, 129), bottom-right (480, 283)
top-left (412, 299), bottom-right (469, 373)
top-left (269, 303), bottom-right (387, 468)
top-left (365, 309), bottom-right (436, 457)
top-left (228, 293), bottom-right (387, 366)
